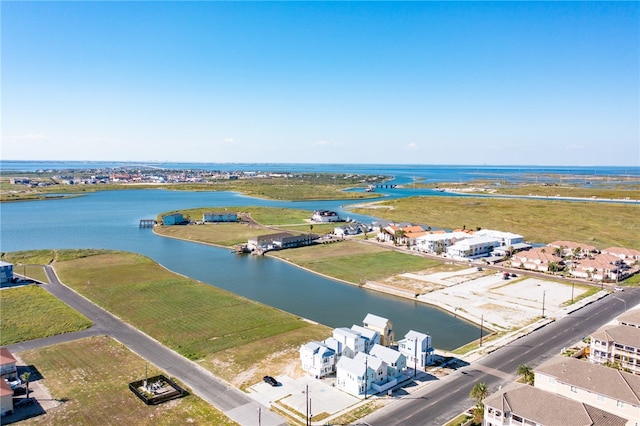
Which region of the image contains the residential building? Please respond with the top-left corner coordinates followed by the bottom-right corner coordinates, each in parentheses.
top-left (335, 352), bottom-right (388, 398)
top-left (397, 330), bottom-right (434, 369)
top-left (362, 314), bottom-right (394, 347)
top-left (0, 348), bottom-right (17, 380)
top-left (446, 235), bottom-right (501, 259)
top-left (299, 341), bottom-right (336, 378)
top-left (618, 309), bottom-right (640, 328)
top-left (246, 232), bottom-right (318, 252)
top-left (548, 241), bottom-right (599, 258)
top-left (473, 229), bottom-right (524, 247)
top-left (0, 262), bottom-right (13, 285)
top-left (483, 382), bottom-right (627, 426)
top-left (569, 253), bottom-right (622, 281)
top-left (162, 212), bottom-right (185, 226)
top-left (331, 328), bottom-right (366, 359)
top-left (602, 247), bottom-right (640, 266)
top-left (351, 325), bottom-right (380, 354)
top-left (589, 324), bottom-right (640, 375)
top-left (369, 344), bottom-right (406, 379)
top-left (0, 380), bottom-right (13, 417)
top-left (535, 356), bottom-right (640, 424)
top-left (311, 210), bottom-right (342, 223)
top-left (414, 231), bottom-right (469, 255)
top-left (511, 247), bottom-right (563, 272)
top-left (202, 212), bottom-right (237, 222)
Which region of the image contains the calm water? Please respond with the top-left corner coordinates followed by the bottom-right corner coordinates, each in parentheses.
top-left (0, 189), bottom-right (481, 350)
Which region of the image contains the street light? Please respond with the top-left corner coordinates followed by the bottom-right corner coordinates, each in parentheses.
top-left (612, 296), bottom-right (627, 313)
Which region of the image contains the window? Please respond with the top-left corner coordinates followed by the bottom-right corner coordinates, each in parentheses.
top-left (617, 400), bottom-right (624, 408)
top-left (571, 386), bottom-right (577, 393)
top-left (597, 394), bottom-right (605, 402)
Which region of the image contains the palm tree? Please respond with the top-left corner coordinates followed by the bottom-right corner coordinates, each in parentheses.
top-left (20, 371), bottom-right (31, 397)
top-left (517, 364), bottom-right (534, 385)
top-left (469, 381), bottom-right (488, 404)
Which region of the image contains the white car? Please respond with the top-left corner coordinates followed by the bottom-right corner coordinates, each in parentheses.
top-left (5, 377), bottom-right (21, 389)
top-left (614, 286), bottom-right (624, 292)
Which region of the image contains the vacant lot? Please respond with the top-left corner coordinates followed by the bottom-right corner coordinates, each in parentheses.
top-left (350, 196), bottom-right (640, 250)
top-left (19, 336), bottom-right (236, 425)
top-left (0, 284), bottom-right (92, 345)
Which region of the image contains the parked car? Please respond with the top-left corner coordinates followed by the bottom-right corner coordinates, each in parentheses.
top-left (15, 397), bottom-right (35, 408)
top-left (263, 375), bottom-right (278, 387)
top-left (614, 286), bottom-right (624, 292)
top-left (4, 377), bottom-right (21, 389)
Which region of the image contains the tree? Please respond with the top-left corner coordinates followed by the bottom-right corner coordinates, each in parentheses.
top-left (20, 371), bottom-right (31, 397)
top-left (517, 364), bottom-right (534, 385)
top-left (470, 382), bottom-right (488, 404)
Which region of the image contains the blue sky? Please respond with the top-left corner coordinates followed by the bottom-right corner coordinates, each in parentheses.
top-left (2, 1), bottom-right (638, 166)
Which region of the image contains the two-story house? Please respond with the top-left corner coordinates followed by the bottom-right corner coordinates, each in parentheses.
top-left (397, 330), bottom-right (434, 369)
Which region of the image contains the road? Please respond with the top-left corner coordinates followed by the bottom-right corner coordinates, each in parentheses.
top-left (11, 266), bottom-right (287, 426)
top-left (362, 287), bottom-right (640, 426)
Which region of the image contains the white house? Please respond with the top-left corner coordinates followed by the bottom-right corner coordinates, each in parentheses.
top-left (397, 330), bottom-right (434, 369)
top-left (369, 344), bottom-right (406, 380)
top-left (332, 328), bottom-right (366, 359)
top-left (351, 325), bottom-right (380, 354)
top-left (362, 314), bottom-right (394, 347)
top-left (414, 232), bottom-right (469, 254)
top-left (446, 235), bottom-right (501, 259)
top-left (312, 210), bottom-right (341, 223)
top-left (473, 229), bottom-right (524, 247)
top-left (335, 352), bottom-right (388, 398)
top-left (299, 341), bottom-right (336, 378)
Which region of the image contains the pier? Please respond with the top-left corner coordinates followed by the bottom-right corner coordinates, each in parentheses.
top-left (139, 219), bottom-right (157, 228)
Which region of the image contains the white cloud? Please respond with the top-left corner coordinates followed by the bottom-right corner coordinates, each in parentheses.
top-left (211, 137), bottom-right (236, 146)
top-left (405, 143), bottom-right (418, 151)
top-left (565, 144), bottom-right (584, 151)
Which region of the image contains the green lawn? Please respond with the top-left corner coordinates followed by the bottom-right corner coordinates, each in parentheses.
top-left (0, 284), bottom-right (93, 345)
top-left (19, 336), bottom-right (236, 426)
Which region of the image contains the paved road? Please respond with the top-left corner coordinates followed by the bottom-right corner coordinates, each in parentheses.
top-left (362, 287), bottom-right (640, 426)
top-left (12, 266), bottom-right (287, 426)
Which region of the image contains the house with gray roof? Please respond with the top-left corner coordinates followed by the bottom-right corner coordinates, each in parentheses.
top-left (369, 344), bottom-right (406, 380)
top-left (335, 352), bottom-right (389, 398)
top-left (535, 356), bottom-right (640, 424)
top-left (617, 309), bottom-right (640, 329)
top-left (299, 341), bottom-right (336, 378)
top-left (397, 330), bottom-right (435, 369)
top-left (483, 382), bottom-right (627, 426)
top-left (589, 322), bottom-right (640, 376)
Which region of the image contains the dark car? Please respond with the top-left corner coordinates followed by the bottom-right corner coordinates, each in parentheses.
top-left (263, 375), bottom-right (278, 387)
top-left (15, 397), bottom-right (35, 408)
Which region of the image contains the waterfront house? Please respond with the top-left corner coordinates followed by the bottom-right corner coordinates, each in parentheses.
top-left (246, 232), bottom-right (319, 252)
top-left (162, 212), bottom-right (185, 226)
top-left (0, 262), bottom-right (14, 285)
top-left (299, 341), bottom-right (336, 378)
top-left (202, 212), bottom-right (238, 223)
top-left (397, 330), bottom-right (434, 369)
top-left (0, 349), bottom-right (17, 381)
top-left (351, 325), bottom-right (380, 353)
top-left (362, 314), bottom-right (394, 347)
top-left (535, 356), bottom-right (640, 424)
top-left (445, 235), bottom-right (501, 259)
top-left (311, 210), bottom-right (342, 223)
top-left (331, 328), bottom-right (366, 359)
top-left (414, 231), bottom-right (469, 255)
top-left (483, 381), bottom-right (627, 426)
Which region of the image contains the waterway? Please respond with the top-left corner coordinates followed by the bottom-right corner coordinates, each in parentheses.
top-left (1, 189), bottom-right (482, 350)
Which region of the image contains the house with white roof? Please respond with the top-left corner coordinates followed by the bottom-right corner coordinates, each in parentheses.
top-left (474, 229), bottom-right (524, 247)
top-left (414, 231), bottom-right (469, 255)
top-left (299, 341), bottom-right (336, 378)
top-left (335, 352), bottom-right (390, 398)
top-left (535, 356), bottom-right (640, 425)
top-left (362, 314), bottom-right (394, 347)
top-left (331, 328), bottom-right (366, 359)
top-left (369, 344), bottom-right (406, 380)
top-left (446, 235), bottom-right (501, 259)
top-left (351, 325), bottom-right (380, 354)
top-left (397, 330), bottom-right (434, 369)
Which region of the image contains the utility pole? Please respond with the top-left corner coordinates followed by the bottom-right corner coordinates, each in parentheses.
top-left (364, 357), bottom-right (368, 400)
top-left (258, 407), bottom-right (261, 426)
top-left (542, 290), bottom-right (546, 318)
top-left (305, 384), bottom-right (309, 426)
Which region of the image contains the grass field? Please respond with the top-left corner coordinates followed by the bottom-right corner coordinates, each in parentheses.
top-left (19, 336), bottom-right (236, 426)
top-left (269, 240), bottom-right (442, 284)
top-left (50, 250), bottom-right (329, 367)
top-left (0, 285), bottom-right (93, 345)
top-left (350, 196), bottom-right (640, 250)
